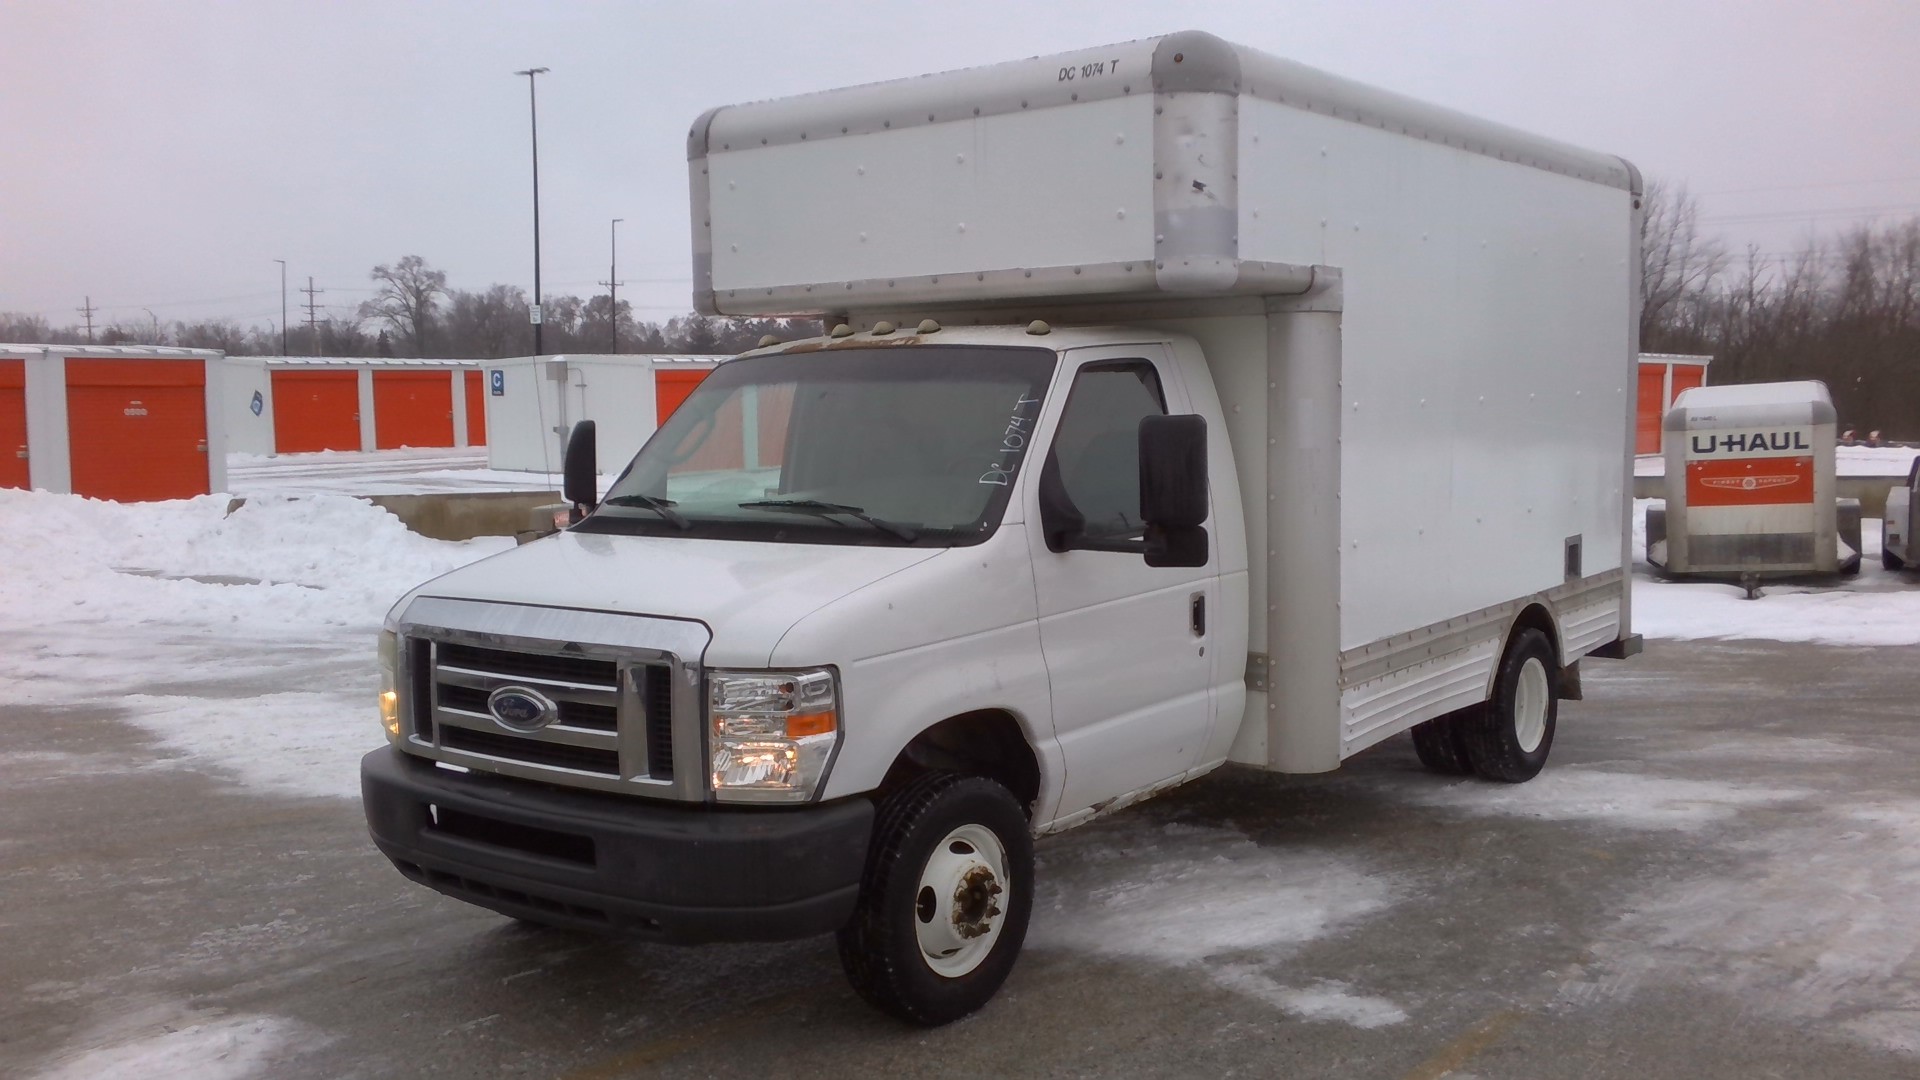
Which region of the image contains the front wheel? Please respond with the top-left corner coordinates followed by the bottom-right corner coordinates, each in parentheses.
top-left (1462, 627), bottom-right (1559, 783)
top-left (836, 773), bottom-right (1034, 1027)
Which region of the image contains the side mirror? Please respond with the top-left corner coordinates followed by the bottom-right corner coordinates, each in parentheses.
top-left (1139, 414), bottom-right (1208, 567)
top-left (563, 419), bottom-right (598, 521)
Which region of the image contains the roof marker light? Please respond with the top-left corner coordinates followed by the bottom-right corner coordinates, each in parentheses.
top-left (1026, 320), bottom-right (1052, 336)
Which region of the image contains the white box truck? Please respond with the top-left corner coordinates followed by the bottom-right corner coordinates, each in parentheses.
top-left (361, 31), bottom-right (1642, 1026)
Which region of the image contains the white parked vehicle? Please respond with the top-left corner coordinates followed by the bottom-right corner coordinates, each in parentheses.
top-left (361, 31), bottom-right (1643, 1025)
top-left (1884, 457), bottom-right (1918, 571)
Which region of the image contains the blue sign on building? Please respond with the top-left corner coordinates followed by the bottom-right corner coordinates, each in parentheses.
top-left (249, 390), bottom-right (264, 416)
top-left (490, 370), bottom-right (505, 396)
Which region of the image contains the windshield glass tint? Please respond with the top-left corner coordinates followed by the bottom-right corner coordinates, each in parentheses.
top-left (588, 346), bottom-right (1055, 546)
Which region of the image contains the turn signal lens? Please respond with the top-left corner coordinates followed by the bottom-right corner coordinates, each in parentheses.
top-left (377, 631), bottom-right (402, 741)
top-left (785, 711), bottom-right (837, 738)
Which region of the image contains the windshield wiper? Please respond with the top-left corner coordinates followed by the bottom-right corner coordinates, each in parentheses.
top-left (737, 499), bottom-right (920, 542)
top-left (601, 493), bottom-right (691, 530)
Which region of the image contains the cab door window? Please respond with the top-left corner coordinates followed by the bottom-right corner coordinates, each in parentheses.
top-left (1047, 360), bottom-right (1167, 545)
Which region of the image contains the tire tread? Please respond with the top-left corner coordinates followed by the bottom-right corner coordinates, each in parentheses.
top-left (836, 772), bottom-right (1031, 1027)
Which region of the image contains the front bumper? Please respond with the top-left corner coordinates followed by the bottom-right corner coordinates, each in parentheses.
top-left (361, 747), bottom-right (872, 942)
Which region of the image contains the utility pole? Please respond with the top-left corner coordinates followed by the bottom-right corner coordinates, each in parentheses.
top-left (300, 277), bottom-right (325, 355)
top-left (599, 217), bottom-right (624, 353)
top-left (76, 297), bottom-right (97, 343)
top-left (273, 259), bottom-right (289, 356)
top-left (514, 66), bottom-right (550, 355)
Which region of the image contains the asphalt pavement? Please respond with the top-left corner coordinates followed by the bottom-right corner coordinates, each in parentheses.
top-left (4, 638), bottom-right (1917, 1078)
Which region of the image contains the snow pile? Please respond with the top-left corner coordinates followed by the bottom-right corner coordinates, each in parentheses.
top-left (1033, 819), bottom-right (1407, 1026)
top-left (0, 489), bottom-right (506, 631)
top-left (0, 489), bottom-right (511, 798)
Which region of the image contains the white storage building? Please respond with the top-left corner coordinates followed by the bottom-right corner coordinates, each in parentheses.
top-left (481, 354), bottom-right (725, 473)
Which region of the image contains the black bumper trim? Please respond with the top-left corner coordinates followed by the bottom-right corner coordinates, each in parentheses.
top-left (361, 747), bottom-right (872, 942)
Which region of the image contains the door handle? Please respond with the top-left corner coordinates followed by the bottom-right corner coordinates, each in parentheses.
top-left (1189, 592), bottom-right (1206, 637)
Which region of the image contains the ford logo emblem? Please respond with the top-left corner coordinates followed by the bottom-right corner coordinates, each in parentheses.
top-left (486, 685), bottom-right (557, 733)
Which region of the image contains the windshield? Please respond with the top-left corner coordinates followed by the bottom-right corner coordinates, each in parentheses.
top-left (583, 345), bottom-right (1056, 546)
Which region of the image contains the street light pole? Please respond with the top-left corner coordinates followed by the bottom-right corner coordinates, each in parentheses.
top-left (514, 66), bottom-right (550, 356)
top-left (273, 259), bottom-right (288, 356)
top-left (609, 218), bottom-right (623, 353)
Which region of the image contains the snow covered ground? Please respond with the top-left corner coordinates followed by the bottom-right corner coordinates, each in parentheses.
top-left (224, 448), bottom-right (569, 497)
top-left (1631, 497), bottom-right (1920, 646)
top-left (0, 489), bottom-right (512, 801)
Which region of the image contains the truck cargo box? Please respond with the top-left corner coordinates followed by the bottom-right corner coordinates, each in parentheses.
top-left (690, 30), bottom-right (1639, 774)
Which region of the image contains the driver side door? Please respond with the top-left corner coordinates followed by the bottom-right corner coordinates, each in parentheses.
top-left (1026, 345), bottom-right (1217, 818)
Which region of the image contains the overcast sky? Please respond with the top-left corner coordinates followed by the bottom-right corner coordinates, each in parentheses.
top-left (5, 0), bottom-right (1918, 333)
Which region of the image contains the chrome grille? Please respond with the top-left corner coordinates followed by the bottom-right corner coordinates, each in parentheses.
top-left (412, 638), bottom-right (676, 784)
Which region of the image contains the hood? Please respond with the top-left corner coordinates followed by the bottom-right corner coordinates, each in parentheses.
top-left (398, 530), bottom-right (945, 666)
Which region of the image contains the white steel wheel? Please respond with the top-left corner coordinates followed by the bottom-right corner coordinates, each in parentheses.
top-left (837, 773), bottom-right (1035, 1027)
top-left (1513, 657), bottom-right (1550, 754)
top-left (913, 823), bottom-right (1009, 978)
top-left (1462, 626), bottom-right (1558, 783)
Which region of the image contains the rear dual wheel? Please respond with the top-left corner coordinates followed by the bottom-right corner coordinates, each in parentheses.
top-left (1413, 627), bottom-right (1558, 784)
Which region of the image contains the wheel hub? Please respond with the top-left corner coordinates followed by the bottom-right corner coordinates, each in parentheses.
top-left (914, 824), bottom-right (1009, 977)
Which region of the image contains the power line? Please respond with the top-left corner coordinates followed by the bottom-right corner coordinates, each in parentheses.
top-left (92, 290), bottom-right (281, 312)
top-left (75, 297), bottom-right (96, 343)
top-left (1700, 202), bottom-right (1920, 226)
top-left (1699, 174), bottom-right (1920, 198)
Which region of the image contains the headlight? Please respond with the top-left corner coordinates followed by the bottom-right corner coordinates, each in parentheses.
top-left (378, 630), bottom-right (401, 741)
top-left (707, 668), bottom-right (839, 803)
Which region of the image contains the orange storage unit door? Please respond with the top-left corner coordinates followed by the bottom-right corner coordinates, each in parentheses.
top-left (271, 369), bottom-right (361, 453)
top-left (1669, 363), bottom-right (1706, 403)
top-left (65, 358), bottom-right (209, 501)
top-left (1635, 363), bottom-right (1665, 455)
top-left (655, 368), bottom-right (710, 424)
top-left (464, 369), bottom-right (487, 446)
top-left (0, 360), bottom-right (28, 490)
top-left (372, 370), bottom-right (455, 449)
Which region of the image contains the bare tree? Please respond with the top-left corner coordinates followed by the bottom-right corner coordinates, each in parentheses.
top-left (444, 284), bottom-right (531, 358)
top-left (1639, 180), bottom-right (1727, 352)
top-left (173, 319), bottom-right (256, 353)
top-left (357, 255), bottom-right (448, 357)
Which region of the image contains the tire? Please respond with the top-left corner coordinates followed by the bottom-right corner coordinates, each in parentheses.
top-left (836, 772), bottom-right (1034, 1027)
top-left (1886, 549), bottom-right (1906, 572)
top-left (1411, 711), bottom-right (1476, 775)
top-left (1461, 628), bottom-right (1559, 783)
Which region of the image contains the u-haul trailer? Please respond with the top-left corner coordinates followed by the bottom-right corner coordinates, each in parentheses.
top-left (361, 31), bottom-right (1642, 1026)
top-left (1646, 380), bottom-right (1861, 594)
